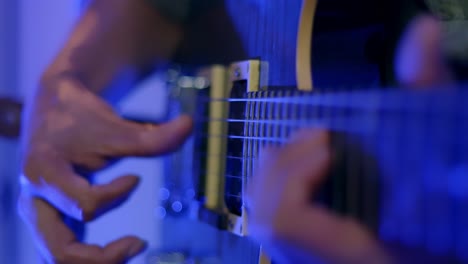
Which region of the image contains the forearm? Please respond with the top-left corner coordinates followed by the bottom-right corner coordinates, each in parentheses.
top-left (41, 0), bottom-right (183, 94)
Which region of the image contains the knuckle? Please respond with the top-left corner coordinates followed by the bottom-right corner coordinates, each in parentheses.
top-left (21, 148), bottom-right (56, 184)
top-left (20, 159), bottom-right (39, 184)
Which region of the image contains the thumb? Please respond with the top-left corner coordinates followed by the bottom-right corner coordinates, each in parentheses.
top-left (395, 15), bottom-right (453, 88)
top-left (106, 115), bottom-right (193, 157)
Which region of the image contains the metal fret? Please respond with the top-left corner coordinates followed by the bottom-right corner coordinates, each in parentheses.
top-left (226, 194), bottom-right (242, 199)
top-left (281, 90), bottom-right (292, 139)
top-left (423, 95), bottom-right (452, 253)
top-left (212, 83), bottom-right (468, 262)
top-left (224, 79), bottom-right (249, 217)
top-left (266, 93), bottom-right (274, 147)
top-left (345, 90), bottom-right (360, 219)
top-left (226, 174), bottom-right (245, 179)
top-left (245, 92), bottom-right (256, 204)
top-left (455, 99), bottom-right (468, 261)
top-left (259, 92), bottom-right (268, 149)
top-left (378, 93), bottom-right (402, 242)
top-left (273, 90), bottom-right (283, 146)
top-left (325, 89), bottom-right (342, 213)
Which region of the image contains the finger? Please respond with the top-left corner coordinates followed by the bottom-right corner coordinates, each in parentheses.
top-left (246, 144), bottom-right (279, 206)
top-left (24, 157), bottom-right (141, 221)
top-left (61, 174), bottom-right (140, 222)
top-left (64, 236), bottom-right (147, 264)
top-left (102, 115), bottom-right (193, 157)
top-left (395, 15), bottom-right (453, 88)
top-left (91, 175), bottom-right (141, 219)
top-left (249, 129), bottom-right (329, 191)
top-left (276, 129), bottom-right (330, 180)
top-left (256, 129), bottom-right (329, 182)
top-left (272, 137), bottom-right (385, 263)
top-left (19, 195), bottom-right (146, 264)
top-left (282, 139), bottom-right (332, 203)
top-left (247, 130), bottom-right (330, 209)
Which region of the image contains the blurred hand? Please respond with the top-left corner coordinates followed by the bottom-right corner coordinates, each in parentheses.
top-left (18, 77), bottom-right (192, 264)
top-left (247, 130), bottom-right (390, 264)
top-left (395, 15), bottom-right (454, 87)
top-left (247, 14), bottom-right (455, 264)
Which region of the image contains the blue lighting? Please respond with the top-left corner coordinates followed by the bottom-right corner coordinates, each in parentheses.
top-left (159, 188), bottom-right (170, 201)
top-left (171, 201), bottom-right (183, 213)
top-left (156, 206), bottom-right (167, 219)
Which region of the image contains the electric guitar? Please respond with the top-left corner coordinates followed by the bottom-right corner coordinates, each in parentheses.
top-left (155, 0), bottom-right (468, 263)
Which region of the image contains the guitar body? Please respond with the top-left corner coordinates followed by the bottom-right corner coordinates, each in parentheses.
top-left (224, 0), bottom-right (302, 86)
top-left (176, 0), bottom-right (411, 87)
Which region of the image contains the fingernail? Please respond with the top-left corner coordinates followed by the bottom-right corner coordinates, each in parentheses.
top-left (128, 240), bottom-right (147, 258)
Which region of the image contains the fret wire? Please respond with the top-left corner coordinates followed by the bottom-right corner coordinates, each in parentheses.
top-left (329, 88), bottom-right (345, 215)
top-left (291, 93), bottom-right (300, 130)
top-left (238, 92), bottom-right (250, 213)
top-left (455, 96), bottom-right (468, 260)
top-left (379, 94), bottom-right (402, 242)
top-left (266, 94), bottom-right (274, 146)
top-left (252, 91), bottom-right (267, 182)
top-left (226, 194), bottom-right (242, 199)
top-left (408, 97), bottom-right (425, 247)
top-left (226, 155), bottom-right (248, 160)
top-left (332, 89), bottom-right (341, 213)
top-left (362, 91), bottom-right (380, 231)
top-left (322, 90), bottom-right (332, 209)
top-left (344, 125), bottom-right (361, 220)
top-left (341, 90), bottom-right (349, 213)
top-left (260, 93), bottom-right (267, 150)
top-left (282, 90), bottom-right (291, 139)
top-left (251, 93), bottom-right (260, 184)
top-left (226, 174), bottom-right (244, 179)
top-left (423, 95), bottom-right (452, 253)
top-left (244, 92), bottom-right (254, 199)
top-left (274, 90), bottom-right (283, 146)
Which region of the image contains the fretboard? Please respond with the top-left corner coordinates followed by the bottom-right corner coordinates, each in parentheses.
top-left (217, 86), bottom-right (468, 260)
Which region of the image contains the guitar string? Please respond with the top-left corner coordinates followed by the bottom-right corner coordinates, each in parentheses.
top-left (191, 89), bottom-right (466, 254)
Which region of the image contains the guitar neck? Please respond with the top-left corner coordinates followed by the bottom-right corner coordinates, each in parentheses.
top-left (190, 61), bottom-right (466, 261)
top-left (161, 61), bottom-right (468, 263)
top-left (225, 84), bottom-right (464, 228)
